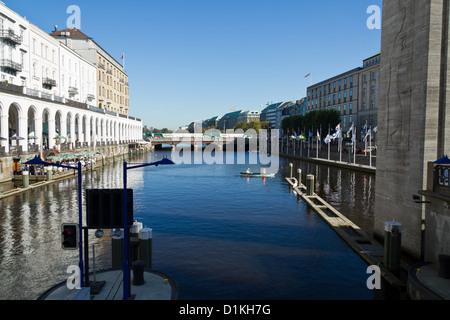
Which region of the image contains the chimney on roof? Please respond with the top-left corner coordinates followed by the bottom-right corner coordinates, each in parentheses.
top-left (54, 25), bottom-right (58, 32)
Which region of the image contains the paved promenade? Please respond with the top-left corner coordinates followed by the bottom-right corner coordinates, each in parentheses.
top-left (281, 146), bottom-right (376, 174)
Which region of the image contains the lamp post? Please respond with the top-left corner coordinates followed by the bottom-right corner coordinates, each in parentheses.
top-left (122, 157), bottom-right (175, 300)
top-left (24, 156), bottom-right (84, 286)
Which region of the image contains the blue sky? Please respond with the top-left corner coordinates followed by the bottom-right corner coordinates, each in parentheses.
top-left (9, 0), bottom-right (382, 130)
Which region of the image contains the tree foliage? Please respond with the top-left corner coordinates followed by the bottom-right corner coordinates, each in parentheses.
top-left (281, 110), bottom-right (341, 138)
top-left (233, 120), bottom-right (269, 132)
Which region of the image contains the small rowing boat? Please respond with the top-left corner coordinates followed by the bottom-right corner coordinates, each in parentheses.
top-left (240, 172), bottom-right (275, 178)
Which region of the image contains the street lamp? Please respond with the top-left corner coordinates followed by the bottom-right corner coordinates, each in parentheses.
top-left (25, 155), bottom-right (84, 286)
top-left (122, 157), bottom-right (175, 300)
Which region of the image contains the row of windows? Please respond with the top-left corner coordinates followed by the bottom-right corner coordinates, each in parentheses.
top-left (308, 75), bottom-right (355, 99)
top-left (31, 38), bottom-right (57, 64)
top-left (308, 102), bottom-right (354, 113)
top-left (98, 71), bottom-right (128, 95)
top-left (308, 90), bottom-right (354, 108)
top-left (97, 56), bottom-right (126, 79)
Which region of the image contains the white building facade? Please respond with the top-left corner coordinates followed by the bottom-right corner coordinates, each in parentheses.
top-left (0, 2), bottom-right (141, 155)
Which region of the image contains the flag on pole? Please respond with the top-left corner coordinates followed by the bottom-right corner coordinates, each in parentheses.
top-left (121, 53), bottom-right (125, 69)
top-left (365, 128), bottom-right (372, 140)
top-left (324, 134), bottom-right (331, 144)
top-left (347, 123), bottom-right (354, 136)
top-left (317, 130), bottom-right (321, 142)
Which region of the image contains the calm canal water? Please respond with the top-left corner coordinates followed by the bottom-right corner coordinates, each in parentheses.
top-left (0, 151), bottom-right (376, 300)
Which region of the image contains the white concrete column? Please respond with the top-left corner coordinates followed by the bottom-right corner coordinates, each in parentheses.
top-left (35, 118), bottom-right (43, 152)
top-left (101, 121), bottom-right (105, 144)
top-left (70, 118), bottom-right (75, 148)
top-left (48, 118), bottom-right (56, 150)
top-left (117, 122), bottom-right (120, 144)
top-left (18, 116), bottom-right (28, 152)
top-left (0, 114), bottom-right (8, 153)
top-left (105, 121), bottom-right (110, 144)
top-left (76, 118), bottom-right (82, 146)
top-left (85, 120), bottom-right (91, 147)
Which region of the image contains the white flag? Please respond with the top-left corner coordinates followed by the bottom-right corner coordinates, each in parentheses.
top-left (365, 128), bottom-right (372, 140)
top-left (347, 123), bottom-right (354, 135)
top-left (317, 130), bottom-right (321, 142)
top-left (324, 134), bottom-right (331, 144)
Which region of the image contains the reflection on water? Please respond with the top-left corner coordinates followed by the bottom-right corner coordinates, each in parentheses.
top-left (0, 152), bottom-right (376, 300)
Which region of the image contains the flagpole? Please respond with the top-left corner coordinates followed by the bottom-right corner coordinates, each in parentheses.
top-left (364, 121), bottom-right (368, 157)
top-left (353, 123), bottom-right (356, 165)
top-left (339, 123), bottom-right (342, 163)
top-left (328, 125), bottom-right (330, 161)
top-left (369, 127), bottom-right (372, 167)
top-left (316, 131), bottom-right (319, 159)
top-left (293, 133), bottom-right (296, 156)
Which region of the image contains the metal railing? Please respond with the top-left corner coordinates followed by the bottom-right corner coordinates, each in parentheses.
top-left (0, 29), bottom-right (22, 45)
top-left (43, 78), bottom-right (57, 87)
top-left (0, 81), bottom-right (23, 94)
top-left (1, 59), bottom-right (22, 72)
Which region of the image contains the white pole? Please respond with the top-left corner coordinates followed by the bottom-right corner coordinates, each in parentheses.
top-left (328, 141), bottom-right (330, 161)
top-left (316, 131), bottom-right (319, 159)
top-left (369, 127), bottom-right (372, 167)
top-left (353, 123), bottom-right (356, 165)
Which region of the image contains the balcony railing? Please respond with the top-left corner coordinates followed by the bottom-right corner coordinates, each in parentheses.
top-left (43, 78), bottom-right (57, 88)
top-left (1, 59), bottom-right (22, 72)
top-left (0, 29), bottom-right (22, 45)
top-left (69, 86), bottom-right (79, 97)
top-left (98, 63), bottom-right (105, 70)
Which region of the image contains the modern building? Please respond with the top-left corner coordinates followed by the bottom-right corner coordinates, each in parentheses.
top-left (274, 99), bottom-right (308, 129)
top-left (274, 101), bottom-right (295, 129)
top-left (306, 53), bottom-right (381, 133)
top-left (260, 102), bottom-right (283, 129)
top-left (306, 67), bottom-right (361, 132)
top-left (217, 110), bottom-right (242, 131)
top-left (50, 27), bottom-right (130, 116)
top-left (237, 110), bottom-right (261, 124)
top-left (357, 52), bottom-right (380, 130)
top-left (0, 2), bottom-right (141, 156)
top-left (202, 116), bottom-right (221, 129)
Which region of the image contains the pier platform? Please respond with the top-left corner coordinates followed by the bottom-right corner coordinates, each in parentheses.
top-left (286, 176), bottom-right (450, 300)
top-left (39, 269), bottom-right (178, 300)
top-left (285, 177), bottom-right (405, 291)
top-left (281, 153), bottom-right (376, 174)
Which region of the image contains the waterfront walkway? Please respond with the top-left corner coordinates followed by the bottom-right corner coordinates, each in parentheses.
top-left (281, 146), bottom-right (376, 173)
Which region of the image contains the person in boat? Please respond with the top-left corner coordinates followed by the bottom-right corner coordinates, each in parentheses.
top-left (246, 168), bottom-right (252, 174)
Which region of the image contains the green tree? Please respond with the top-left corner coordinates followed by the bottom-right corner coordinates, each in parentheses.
top-left (282, 110), bottom-right (341, 139)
